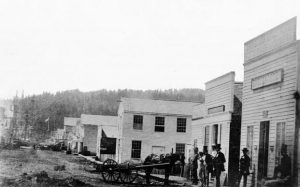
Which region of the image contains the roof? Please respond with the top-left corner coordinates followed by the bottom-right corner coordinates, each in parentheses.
top-left (81, 114), bottom-right (118, 126)
top-left (64, 117), bottom-right (80, 126)
top-left (120, 97), bottom-right (198, 116)
top-left (192, 104), bottom-right (206, 120)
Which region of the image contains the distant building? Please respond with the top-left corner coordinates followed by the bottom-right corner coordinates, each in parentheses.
top-left (52, 128), bottom-right (65, 143)
top-left (0, 100), bottom-right (14, 144)
top-left (63, 117), bottom-right (80, 149)
top-left (81, 114), bottom-right (118, 160)
top-left (117, 97), bottom-right (196, 163)
top-left (192, 72), bottom-right (242, 185)
top-left (241, 17), bottom-right (300, 186)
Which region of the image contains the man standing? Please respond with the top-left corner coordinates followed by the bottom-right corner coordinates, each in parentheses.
top-left (238, 148), bottom-right (250, 187)
top-left (213, 144), bottom-right (226, 187)
top-left (263, 144), bottom-right (291, 186)
top-left (192, 147), bottom-right (199, 185)
top-left (203, 146), bottom-right (213, 187)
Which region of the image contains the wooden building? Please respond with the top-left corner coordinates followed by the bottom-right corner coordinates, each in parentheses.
top-left (117, 97), bottom-right (196, 163)
top-left (63, 117), bottom-right (80, 151)
top-left (240, 17), bottom-right (300, 186)
top-left (81, 114), bottom-right (118, 159)
top-left (0, 100), bottom-right (14, 144)
top-left (192, 72), bottom-right (242, 185)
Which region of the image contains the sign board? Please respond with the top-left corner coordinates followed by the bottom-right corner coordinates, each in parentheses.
top-left (100, 137), bottom-right (116, 154)
top-left (251, 69), bottom-right (283, 90)
top-left (208, 105), bottom-right (225, 114)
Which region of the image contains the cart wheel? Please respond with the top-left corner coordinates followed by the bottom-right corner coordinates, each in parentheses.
top-left (102, 159), bottom-right (119, 182)
top-left (119, 168), bottom-right (139, 183)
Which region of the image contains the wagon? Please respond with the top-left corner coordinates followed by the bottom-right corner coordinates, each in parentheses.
top-left (98, 153), bottom-right (183, 185)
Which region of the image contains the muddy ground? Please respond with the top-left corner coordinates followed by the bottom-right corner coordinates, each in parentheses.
top-left (0, 148), bottom-right (119, 187)
top-left (0, 149), bottom-right (189, 187)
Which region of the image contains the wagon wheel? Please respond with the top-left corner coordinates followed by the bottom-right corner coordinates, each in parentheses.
top-left (119, 167), bottom-right (139, 183)
top-left (101, 159), bottom-right (119, 182)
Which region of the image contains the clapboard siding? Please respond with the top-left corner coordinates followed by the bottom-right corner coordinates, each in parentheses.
top-left (242, 18), bottom-right (299, 187)
top-left (205, 72), bottom-right (235, 113)
top-left (192, 72), bottom-right (241, 185)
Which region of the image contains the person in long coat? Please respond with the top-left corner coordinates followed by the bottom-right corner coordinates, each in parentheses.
top-left (203, 146), bottom-right (213, 187)
top-left (192, 147), bottom-right (199, 185)
top-left (213, 144), bottom-right (226, 187)
top-left (238, 148), bottom-right (250, 187)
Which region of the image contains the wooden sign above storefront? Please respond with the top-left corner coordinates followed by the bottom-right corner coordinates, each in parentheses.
top-left (251, 69), bottom-right (283, 90)
top-left (208, 105), bottom-right (225, 114)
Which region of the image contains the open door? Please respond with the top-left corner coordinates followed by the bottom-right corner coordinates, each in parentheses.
top-left (257, 121), bottom-right (270, 186)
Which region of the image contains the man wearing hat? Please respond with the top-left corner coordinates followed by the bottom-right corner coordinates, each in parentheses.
top-left (203, 146), bottom-right (213, 187)
top-left (213, 144), bottom-right (226, 187)
top-left (237, 148), bottom-right (250, 187)
top-left (263, 144), bottom-right (291, 186)
top-left (191, 147), bottom-right (199, 185)
top-left (272, 144), bottom-right (291, 179)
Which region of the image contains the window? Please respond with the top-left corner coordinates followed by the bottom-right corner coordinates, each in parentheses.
top-left (155, 117), bottom-right (165, 132)
top-left (131, 140), bottom-right (142, 159)
top-left (177, 118), bottom-right (186, 132)
top-left (247, 126), bottom-right (254, 169)
top-left (276, 122), bottom-right (286, 165)
top-left (204, 126), bottom-right (210, 146)
top-left (212, 124), bottom-right (218, 145)
top-left (133, 115), bottom-right (143, 130)
top-left (176, 143), bottom-right (185, 154)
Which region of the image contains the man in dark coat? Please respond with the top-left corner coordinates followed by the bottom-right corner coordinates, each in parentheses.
top-left (263, 144), bottom-right (291, 186)
top-left (213, 144), bottom-right (226, 187)
top-left (238, 148), bottom-right (251, 187)
top-left (203, 146), bottom-right (213, 187)
top-left (192, 147), bottom-right (199, 185)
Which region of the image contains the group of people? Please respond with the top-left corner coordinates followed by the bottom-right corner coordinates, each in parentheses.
top-left (190, 144), bottom-right (226, 187)
top-left (188, 143), bottom-right (291, 187)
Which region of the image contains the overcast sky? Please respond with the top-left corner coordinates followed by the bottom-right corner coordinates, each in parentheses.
top-left (1, 0), bottom-right (300, 99)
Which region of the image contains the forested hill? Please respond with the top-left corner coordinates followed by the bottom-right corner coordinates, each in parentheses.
top-left (14, 89), bottom-right (204, 139)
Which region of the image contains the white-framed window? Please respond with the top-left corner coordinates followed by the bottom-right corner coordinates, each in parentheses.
top-left (176, 143), bottom-right (185, 154)
top-left (133, 115), bottom-right (143, 130)
top-left (177, 118), bottom-right (186, 132)
top-left (204, 126), bottom-right (210, 146)
top-left (212, 124), bottom-right (218, 145)
top-left (155, 117), bottom-right (165, 132)
top-left (247, 125), bottom-right (254, 169)
top-left (131, 140), bottom-right (142, 159)
top-left (276, 122), bottom-right (286, 165)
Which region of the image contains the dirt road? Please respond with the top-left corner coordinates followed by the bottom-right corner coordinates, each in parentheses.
top-left (0, 148), bottom-right (117, 187)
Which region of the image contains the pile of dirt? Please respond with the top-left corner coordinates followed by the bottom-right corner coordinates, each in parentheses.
top-left (0, 171), bottom-right (94, 187)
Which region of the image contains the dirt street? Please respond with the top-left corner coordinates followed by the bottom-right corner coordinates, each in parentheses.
top-left (0, 148), bottom-right (118, 187)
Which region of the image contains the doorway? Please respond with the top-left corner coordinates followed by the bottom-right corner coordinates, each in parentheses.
top-left (257, 121), bottom-right (270, 186)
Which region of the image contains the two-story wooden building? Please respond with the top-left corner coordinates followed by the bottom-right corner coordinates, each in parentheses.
top-left (240, 17), bottom-right (300, 186)
top-left (192, 72), bottom-right (243, 185)
top-left (117, 97), bottom-right (196, 163)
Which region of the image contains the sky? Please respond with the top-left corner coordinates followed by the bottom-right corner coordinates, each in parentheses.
top-left (1, 0), bottom-right (300, 99)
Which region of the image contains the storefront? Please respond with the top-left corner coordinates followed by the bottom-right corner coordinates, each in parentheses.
top-left (192, 71), bottom-right (242, 185)
top-left (241, 17), bottom-right (300, 186)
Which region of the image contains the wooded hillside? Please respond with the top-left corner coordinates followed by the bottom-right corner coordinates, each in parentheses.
top-left (13, 89), bottom-right (204, 140)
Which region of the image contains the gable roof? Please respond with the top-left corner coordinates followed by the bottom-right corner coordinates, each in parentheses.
top-left (120, 97), bottom-right (198, 116)
top-left (81, 114), bottom-right (118, 126)
top-left (64, 117), bottom-right (80, 126)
